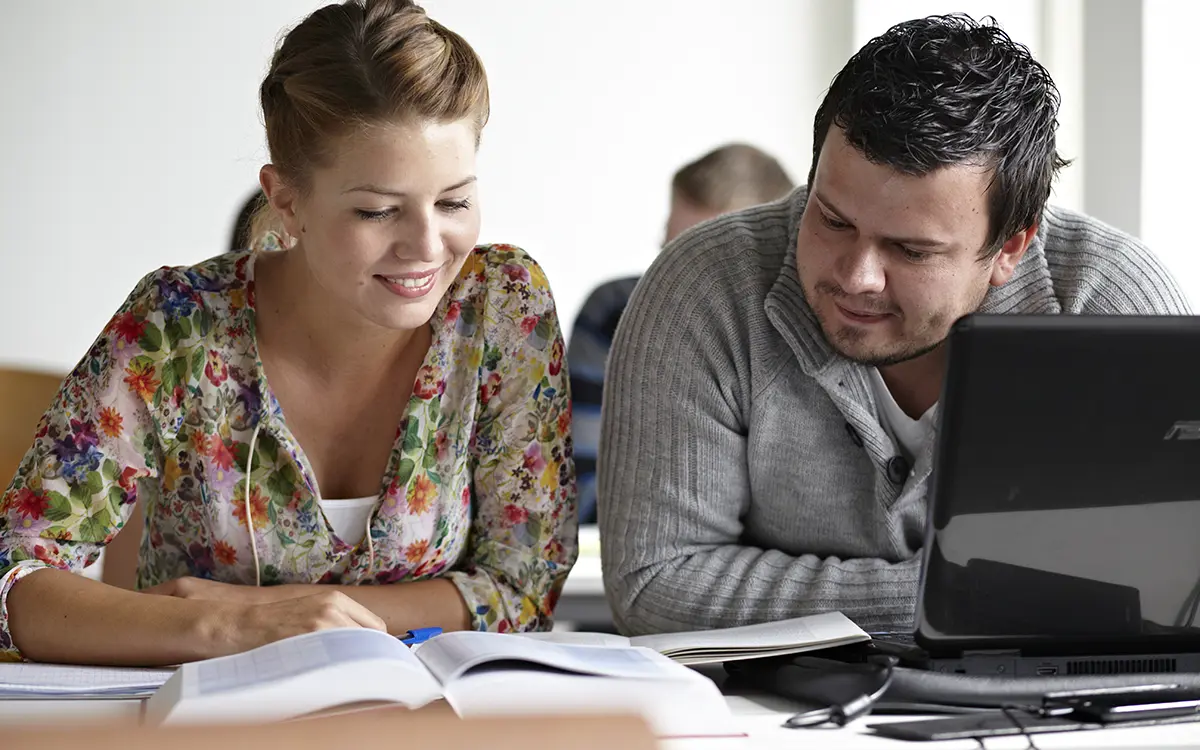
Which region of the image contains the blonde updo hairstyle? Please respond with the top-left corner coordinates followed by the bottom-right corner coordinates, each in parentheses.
top-left (250, 0), bottom-right (489, 247)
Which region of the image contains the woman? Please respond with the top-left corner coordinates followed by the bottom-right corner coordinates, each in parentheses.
top-left (0, 0), bottom-right (576, 665)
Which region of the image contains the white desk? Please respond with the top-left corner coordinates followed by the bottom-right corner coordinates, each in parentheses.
top-left (0, 697), bottom-right (142, 724)
top-left (5, 681), bottom-right (1200, 749)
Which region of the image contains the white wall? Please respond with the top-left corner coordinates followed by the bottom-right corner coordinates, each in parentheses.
top-left (853, 0), bottom-right (1041, 53)
top-left (853, 0), bottom-right (1087, 211)
top-left (3, 1), bottom-right (1193, 376)
top-left (0, 1), bottom-right (844, 374)
top-left (0, 2), bottom-right (309, 372)
top-left (1083, 0), bottom-right (1143, 237)
top-left (1143, 0), bottom-right (1200, 307)
top-left (1038, 0), bottom-right (1084, 213)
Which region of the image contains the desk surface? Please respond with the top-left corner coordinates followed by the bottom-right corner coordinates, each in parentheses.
top-left (5, 682), bottom-right (1200, 749)
top-left (27, 534), bottom-right (1199, 744)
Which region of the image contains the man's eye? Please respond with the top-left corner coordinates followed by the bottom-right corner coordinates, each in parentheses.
top-left (821, 213), bottom-right (849, 230)
top-left (899, 245), bottom-right (930, 262)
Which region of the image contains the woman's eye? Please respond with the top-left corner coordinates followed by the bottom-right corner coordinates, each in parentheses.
top-left (355, 208), bottom-right (394, 222)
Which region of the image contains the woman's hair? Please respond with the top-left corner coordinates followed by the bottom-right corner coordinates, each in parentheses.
top-left (230, 190), bottom-right (266, 251)
top-left (250, 0), bottom-right (489, 246)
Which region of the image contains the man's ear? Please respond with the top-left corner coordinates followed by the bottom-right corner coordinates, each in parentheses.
top-left (259, 165), bottom-right (303, 243)
top-left (989, 222), bottom-right (1038, 286)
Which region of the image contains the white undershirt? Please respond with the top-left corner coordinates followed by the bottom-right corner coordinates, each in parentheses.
top-left (867, 367), bottom-right (937, 463)
top-left (317, 496), bottom-right (377, 546)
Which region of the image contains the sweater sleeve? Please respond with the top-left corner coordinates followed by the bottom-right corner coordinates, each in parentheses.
top-left (597, 234), bottom-right (919, 636)
top-left (1043, 208), bottom-right (1192, 315)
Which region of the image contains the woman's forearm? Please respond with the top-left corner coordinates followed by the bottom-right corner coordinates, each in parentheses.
top-left (6, 568), bottom-right (241, 666)
top-left (7, 569), bottom-right (469, 666)
top-left (274, 578), bottom-right (470, 635)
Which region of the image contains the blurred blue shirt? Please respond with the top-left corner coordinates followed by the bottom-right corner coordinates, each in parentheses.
top-left (566, 276), bottom-right (641, 524)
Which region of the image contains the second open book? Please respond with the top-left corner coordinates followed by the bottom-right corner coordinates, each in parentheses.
top-left (145, 611), bottom-right (867, 737)
top-left (531, 610), bottom-right (868, 663)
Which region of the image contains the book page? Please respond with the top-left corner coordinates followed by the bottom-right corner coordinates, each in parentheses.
top-left (193, 628), bottom-right (418, 696)
top-left (518, 631), bottom-right (631, 648)
top-left (415, 632), bottom-right (686, 685)
top-left (0, 663), bottom-right (175, 697)
top-left (147, 629), bottom-right (442, 726)
top-left (443, 665), bottom-right (739, 738)
top-left (629, 611), bottom-right (869, 662)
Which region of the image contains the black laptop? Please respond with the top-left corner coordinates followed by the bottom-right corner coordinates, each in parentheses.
top-left (912, 313), bottom-right (1200, 677)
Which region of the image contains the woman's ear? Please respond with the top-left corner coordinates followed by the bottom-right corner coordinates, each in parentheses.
top-left (259, 165), bottom-right (303, 247)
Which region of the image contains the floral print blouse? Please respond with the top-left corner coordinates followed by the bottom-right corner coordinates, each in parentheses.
top-left (0, 244), bottom-right (577, 660)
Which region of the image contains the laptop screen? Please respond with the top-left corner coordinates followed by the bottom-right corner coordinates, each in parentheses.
top-left (916, 314), bottom-right (1200, 654)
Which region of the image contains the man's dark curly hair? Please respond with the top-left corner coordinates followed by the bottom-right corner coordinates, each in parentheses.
top-left (808, 14), bottom-right (1070, 255)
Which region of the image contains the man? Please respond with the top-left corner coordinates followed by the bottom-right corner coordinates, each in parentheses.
top-left (569, 144), bottom-right (793, 524)
top-left (598, 15), bottom-right (1190, 635)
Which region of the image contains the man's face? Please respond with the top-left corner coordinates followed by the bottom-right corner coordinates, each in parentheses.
top-left (796, 128), bottom-right (1028, 367)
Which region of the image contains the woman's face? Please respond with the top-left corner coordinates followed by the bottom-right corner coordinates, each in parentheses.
top-left (265, 119), bottom-right (481, 332)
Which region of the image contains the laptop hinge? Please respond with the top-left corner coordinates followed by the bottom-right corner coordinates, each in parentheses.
top-left (961, 649), bottom-right (1022, 658)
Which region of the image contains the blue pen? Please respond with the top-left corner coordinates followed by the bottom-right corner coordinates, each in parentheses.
top-left (401, 627), bottom-right (443, 646)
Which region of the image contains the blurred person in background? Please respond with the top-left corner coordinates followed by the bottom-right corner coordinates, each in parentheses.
top-left (568, 144), bottom-right (793, 525)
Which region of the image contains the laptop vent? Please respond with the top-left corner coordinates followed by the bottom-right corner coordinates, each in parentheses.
top-left (1066, 658), bottom-right (1177, 675)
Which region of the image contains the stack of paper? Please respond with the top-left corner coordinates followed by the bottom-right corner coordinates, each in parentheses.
top-left (631, 611), bottom-right (870, 664)
top-left (0, 662), bottom-right (175, 699)
top-left (529, 611), bottom-right (870, 665)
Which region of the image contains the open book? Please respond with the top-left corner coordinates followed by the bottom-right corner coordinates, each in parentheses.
top-left (143, 628), bottom-right (737, 738)
top-left (530, 611), bottom-right (869, 664)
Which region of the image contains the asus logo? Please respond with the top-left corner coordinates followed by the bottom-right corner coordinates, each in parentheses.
top-left (1164, 421), bottom-right (1200, 440)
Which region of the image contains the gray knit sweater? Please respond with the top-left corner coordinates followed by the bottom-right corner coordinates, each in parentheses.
top-left (597, 188), bottom-right (1191, 636)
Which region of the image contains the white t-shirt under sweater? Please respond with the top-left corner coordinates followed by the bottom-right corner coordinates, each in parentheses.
top-left (867, 367), bottom-right (936, 464)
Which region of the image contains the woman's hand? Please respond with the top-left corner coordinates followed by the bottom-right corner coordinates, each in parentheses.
top-left (216, 590), bottom-right (389, 654)
top-left (158, 584), bottom-right (389, 657)
top-left (146, 578), bottom-right (389, 656)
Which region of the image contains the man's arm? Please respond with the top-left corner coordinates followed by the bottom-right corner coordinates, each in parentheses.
top-left (1044, 208), bottom-right (1193, 315)
top-left (597, 240), bottom-right (919, 637)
